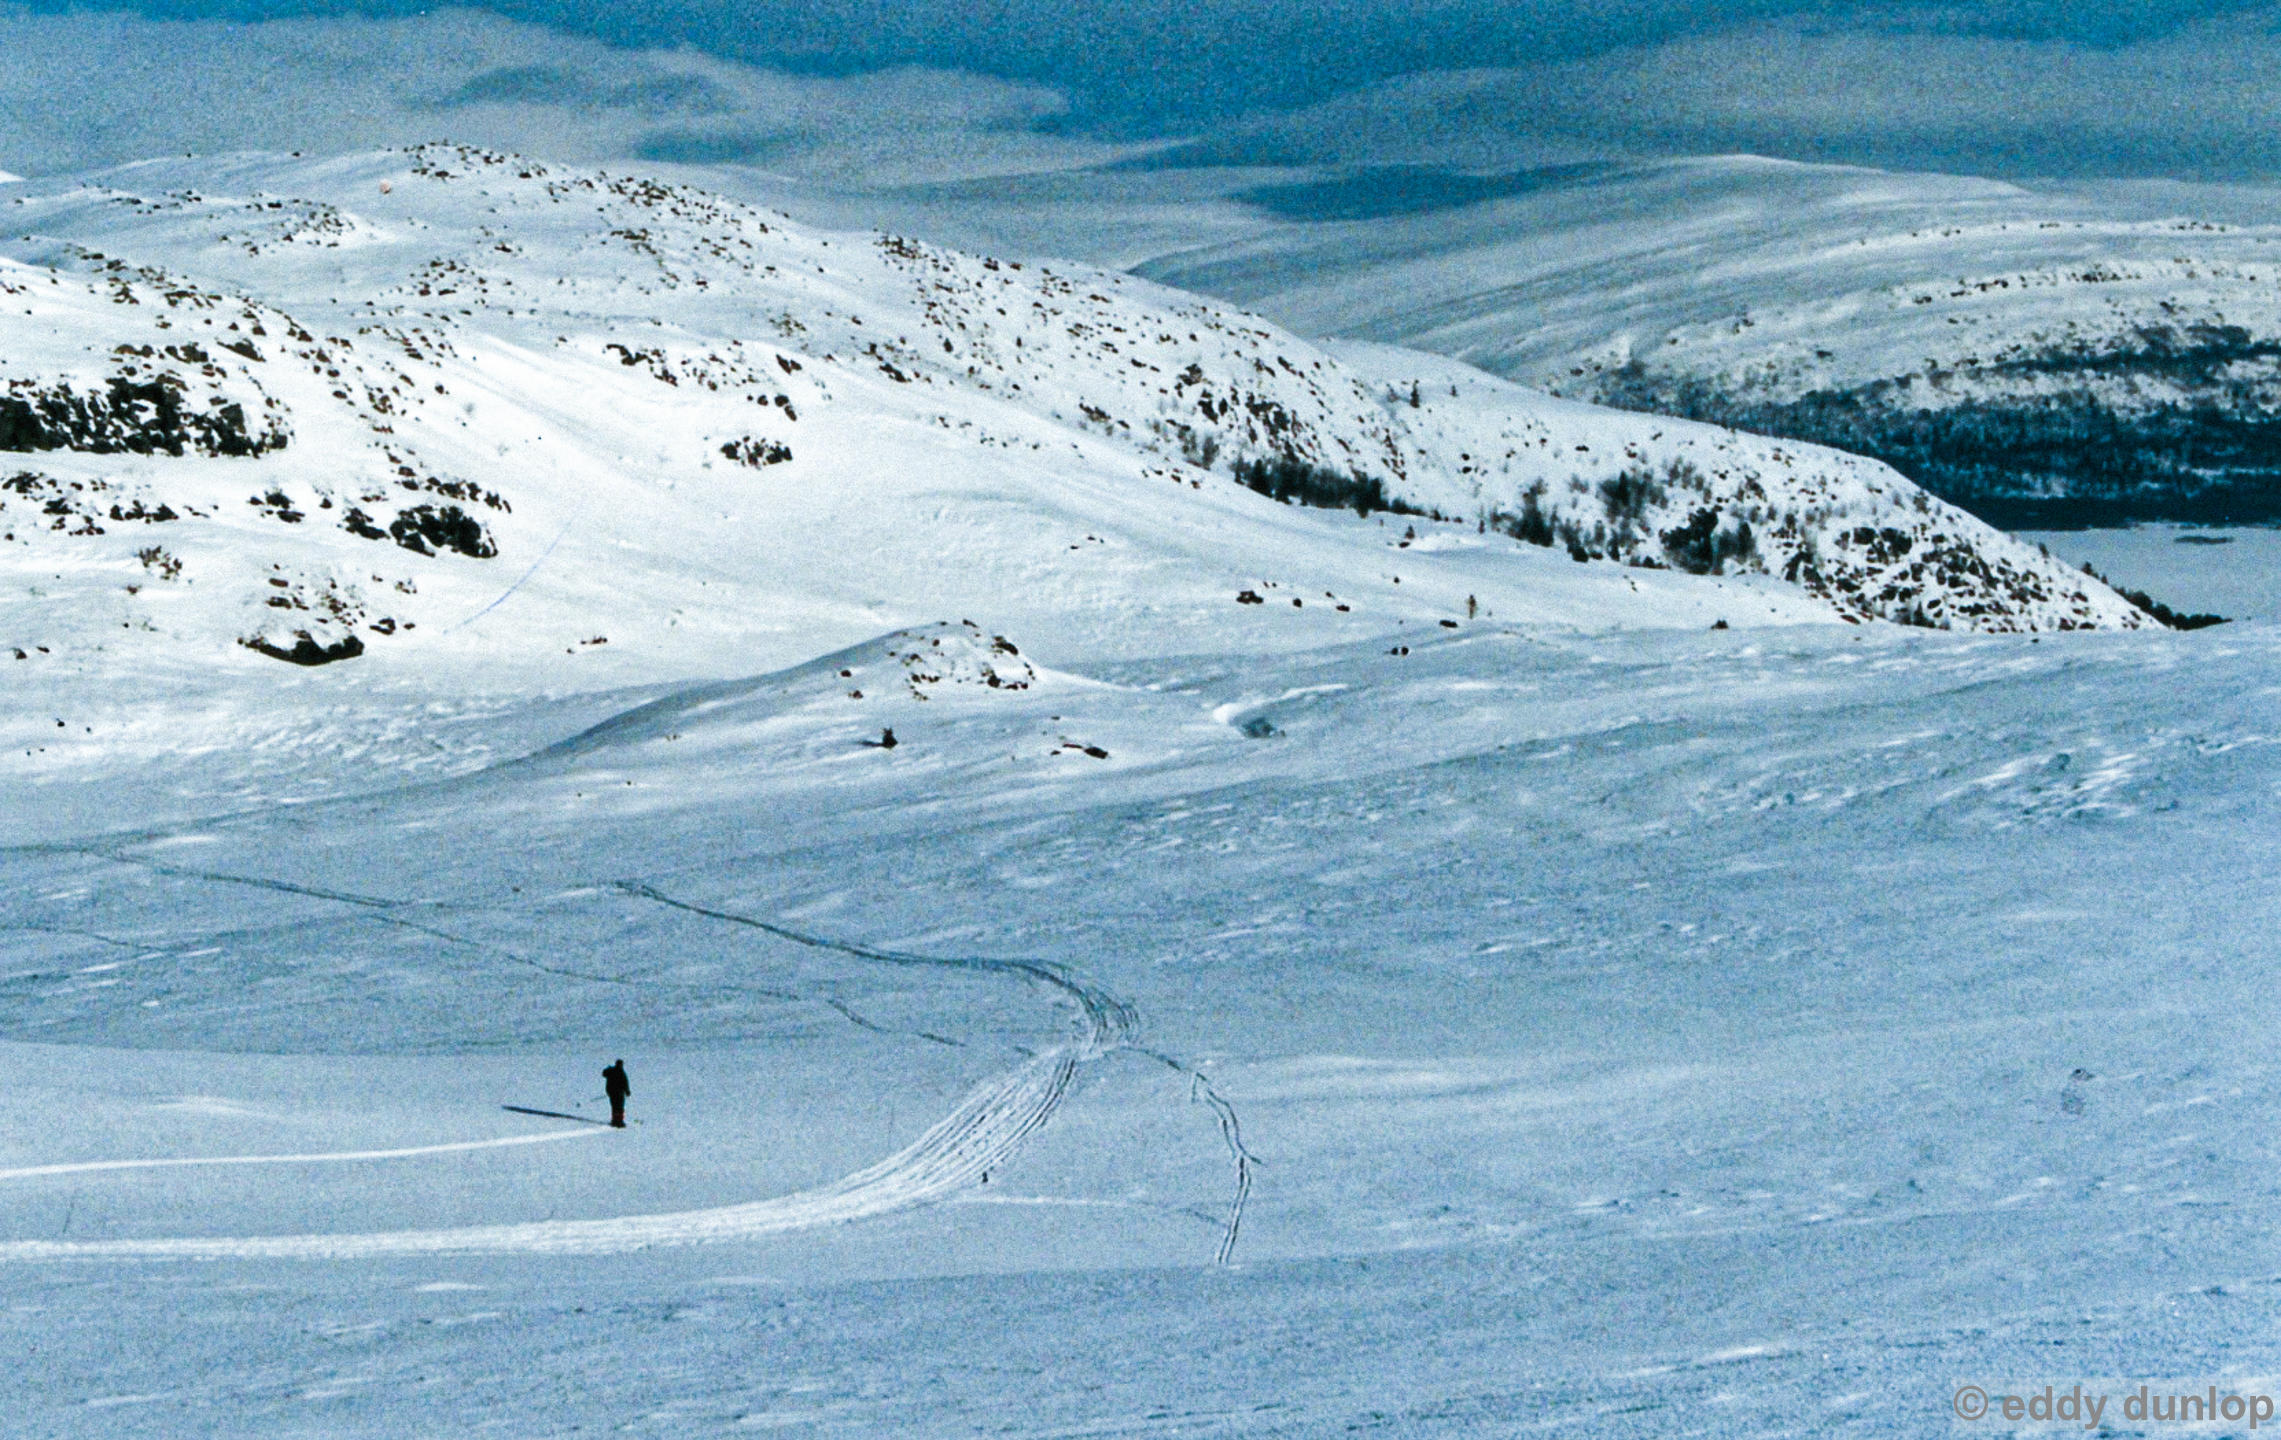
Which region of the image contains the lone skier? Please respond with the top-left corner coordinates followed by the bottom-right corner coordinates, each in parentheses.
top-left (603, 1058), bottom-right (630, 1128)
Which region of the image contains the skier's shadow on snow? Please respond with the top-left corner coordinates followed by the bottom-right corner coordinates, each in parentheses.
top-left (502, 1105), bottom-right (613, 1127)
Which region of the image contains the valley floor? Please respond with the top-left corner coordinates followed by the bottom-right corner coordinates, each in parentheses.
top-left (6, 603), bottom-right (2280, 1435)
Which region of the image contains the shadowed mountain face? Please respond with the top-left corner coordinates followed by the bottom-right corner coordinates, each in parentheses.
top-left (1117, 157), bottom-right (2281, 528)
top-left (1586, 320), bottom-right (2281, 529)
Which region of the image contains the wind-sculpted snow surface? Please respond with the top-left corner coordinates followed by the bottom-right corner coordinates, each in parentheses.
top-left (13, 620), bottom-right (1271, 1269)
top-left (0, 143), bottom-right (2139, 686)
top-left (3, 610), bottom-right (2280, 1435)
top-left (541, 622), bottom-right (1039, 761)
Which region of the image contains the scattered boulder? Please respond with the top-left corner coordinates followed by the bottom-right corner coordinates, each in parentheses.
top-left (243, 630), bottom-right (365, 666)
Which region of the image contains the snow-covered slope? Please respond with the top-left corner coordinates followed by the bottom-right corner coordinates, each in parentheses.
top-left (5, 595), bottom-right (2279, 1435)
top-left (1130, 156), bottom-right (2281, 525)
top-left (0, 144), bottom-right (2140, 715)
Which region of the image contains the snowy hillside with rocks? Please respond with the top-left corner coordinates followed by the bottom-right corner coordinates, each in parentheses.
top-left (1122, 156), bottom-right (2281, 526)
top-left (0, 144), bottom-right (2141, 727)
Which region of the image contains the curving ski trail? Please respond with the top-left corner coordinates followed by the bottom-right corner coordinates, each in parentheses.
top-left (618, 883), bottom-right (1252, 1264)
top-left (612, 882), bottom-right (1134, 1056)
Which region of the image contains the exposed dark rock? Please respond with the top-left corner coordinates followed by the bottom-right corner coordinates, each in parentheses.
top-left (243, 631), bottom-right (365, 665)
top-left (249, 488), bottom-right (304, 522)
top-left (720, 436), bottom-right (792, 467)
top-left (0, 374), bottom-right (286, 457)
top-left (4, 471), bottom-right (190, 535)
top-left (388, 503), bottom-right (496, 558)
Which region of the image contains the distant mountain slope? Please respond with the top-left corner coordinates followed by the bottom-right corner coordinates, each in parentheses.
top-left (0, 145), bottom-right (2140, 698)
top-left (1131, 156), bottom-right (2281, 527)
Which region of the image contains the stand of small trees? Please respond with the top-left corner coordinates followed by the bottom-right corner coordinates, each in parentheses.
top-left (2079, 560), bottom-right (2228, 629)
top-left (1489, 462), bottom-right (1758, 573)
top-left (1230, 454), bottom-right (1423, 517)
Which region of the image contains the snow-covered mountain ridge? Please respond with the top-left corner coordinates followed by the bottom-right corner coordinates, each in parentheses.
top-left (1127, 157), bottom-right (2281, 526)
top-left (0, 145), bottom-right (2139, 702)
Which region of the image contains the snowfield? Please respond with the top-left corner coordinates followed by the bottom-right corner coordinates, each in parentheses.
top-left (7, 610), bottom-right (2281, 1435)
top-left (2, 147), bottom-right (2276, 1437)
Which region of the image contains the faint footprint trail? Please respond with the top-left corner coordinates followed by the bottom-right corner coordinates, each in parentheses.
top-left (611, 883), bottom-right (1133, 1056)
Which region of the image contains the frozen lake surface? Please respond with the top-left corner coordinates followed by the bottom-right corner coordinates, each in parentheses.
top-left (2022, 525), bottom-right (2281, 623)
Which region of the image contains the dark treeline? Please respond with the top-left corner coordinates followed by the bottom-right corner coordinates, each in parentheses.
top-left (1594, 329), bottom-right (2281, 527)
top-left (2077, 560), bottom-right (2228, 630)
top-left (1230, 454), bottom-right (1425, 517)
top-left (1958, 485), bottom-right (2281, 529)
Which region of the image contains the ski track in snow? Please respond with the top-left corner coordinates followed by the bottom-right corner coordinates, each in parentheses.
top-left (0, 1049), bottom-right (1078, 1260)
top-left (0, 876), bottom-right (1253, 1265)
top-left (614, 883), bottom-right (1254, 1265)
top-left (435, 504), bottom-right (578, 637)
top-left (611, 883), bottom-right (1135, 1059)
top-left (0, 1127), bottom-right (603, 1181)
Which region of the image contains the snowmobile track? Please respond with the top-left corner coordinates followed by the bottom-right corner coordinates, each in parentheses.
top-left (0, 888), bottom-right (1102, 1261)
